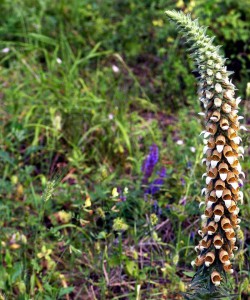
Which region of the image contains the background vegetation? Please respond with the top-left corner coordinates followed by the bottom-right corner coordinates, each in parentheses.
top-left (0, 0), bottom-right (249, 299)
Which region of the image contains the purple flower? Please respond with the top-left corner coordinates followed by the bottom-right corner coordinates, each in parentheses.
top-left (179, 196), bottom-right (187, 205)
top-left (141, 144), bottom-right (159, 182)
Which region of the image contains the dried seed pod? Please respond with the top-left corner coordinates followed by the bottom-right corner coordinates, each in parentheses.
top-left (223, 145), bottom-right (236, 165)
top-left (227, 172), bottom-right (238, 190)
top-left (213, 204), bottom-right (224, 222)
top-left (228, 201), bottom-right (237, 214)
top-left (226, 229), bottom-right (235, 241)
top-left (194, 255), bottom-right (205, 266)
top-left (228, 128), bottom-right (237, 140)
top-left (223, 263), bottom-right (233, 274)
top-left (219, 250), bottom-right (230, 265)
top-left (206, 190), bottom-right (217, 208)
top-left (211, 271), bottom-right (221, 286)
top-left (207, 221), bottom-right (218, 235)
top-left (210, 111), bottom-right (221, 122)
top-left (206, 168), bottom-right (218, 184)
top-left (200, 238), bottom-right (212, 250)
top-left (206, 123), bottom-right (218, 135)
top-left (220, 118), bottom-right (229, 130)
top-left (218, 163), bottom-right (228, 181)
top-left (207, 136), bottom-right (215, 149)
top-left (214, 179), bottom-right (225, 198)
top-left (221, 217), bottom-right (232, 232)
top-left (213, 235), bottom-right (224, 249)
top-left (215, 135), bottom-right (226, 153)
top-left (204, 207), bottom-right (213, 218)
top-left (222, 189), bottom-right (232, 208)
top-left (210, 150), bottom-right (222, 168)
top-left (229, 111), bottom-right (238, 122)
top-left (205, 252), bottom-right (215, 267)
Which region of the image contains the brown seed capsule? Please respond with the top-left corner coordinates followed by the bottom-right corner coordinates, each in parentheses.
top-left (218, 163), bottom-right (229, 181)
top-left (227, 172), bottom-right (238, 190)
top-left (223, 263), bottom-right (233, 274)
top-left (205, 207), bottom-right (213, 218)
top-left (206, 168), bottom-right (218, 184)
top-left (228, 201), bottom-right (237, 214)
top-left (206, 123), bottom-right (218, 135)
top-left (228, 128), bottom-right (237, 140)
top-left (223, 146), bottom-right (236, 165)
top-left (206, 190), bottom-right (217, 208)
top-left (229, 111), bottom-right (238, 122)
top-left (219, 250), bottom-right (230, 264)
top-left (207, 137), bottom-right (215, 149)
top-left (210, 111), bottom-right (221, 122)
top-left (222, 189), bottom-right (232, 208)
top-left (213, 204), bottom-right (224, 222)
top-left (220, 118), bottom-right (229, 130)
top-left (215, 135), bottom-right (226, 153)
top-left (221, 217), bottom-right (232, 232)
top-left (213, 235), bottom-right (224, 249)
top-left (211, 271), bottom-right (222, 286)
top-left (226, 229), bottom-right (235, 241)
top-left (231, 122), bottom-right (239, 131)
top-left (207, 221), bottom-right (218, 235)
top-left (214, 180), bottom-right (225, 198)
top-left (200, 238), bottom-right (212, 250)
top-left (205, 252), bottom-right (215, 267)
top-left (194, 255), bottom-right (205, 266)
top-left (210, 150), bottom-right (222, 168)
top-left (230, 140), bottom-right (239, 151)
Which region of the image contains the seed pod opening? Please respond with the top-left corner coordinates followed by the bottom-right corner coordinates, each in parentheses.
top-left (213, 204), bottom-right (224, 222)
top-left (211, 271), bottom-right (221, 286)
top-left (221, 217), bottom-right (232, 232)
top-left (227, 172), bottom-right (238, 190)
top-left (205, 252), bottom-right (215, 267)
top-left (220, 118), bottom-right (229, 130)
top-left (223, 146), bottom-right (236, 165)
top-left (223, 263), bottom-right (233, 274)
top-left (228, 201), bottom-right (237, 214)
top-left (207, 221), bottom-right (218, 235)
top-left (206, 190), bottom-right (217, 208)
top-left (207, 136), bottom-right (215, 149)
top-left (206, 123), bottom-right (218, 135)
top-left (210, 111), bottom-right (221, 122)
top-left (213, 235), bottom-right (224, 249)
top-left (218, 163), bottom-right (229, 181)
top-left (219, 250), bottom-right (230, 264)
top-left (215, 135), bottom-right (226, 153)
top-left (222, 189), bottom-right (232, 208)
top-left (214, 179), bottom-right (225, 198)
top-left (200, 238), bottom-right (212, 250)
top-left (228, 128), bottom-right (237, 140)
top-left (226, 229), bottom-right (235, 240)
top-left (210, 150), bottom-right (222, 168)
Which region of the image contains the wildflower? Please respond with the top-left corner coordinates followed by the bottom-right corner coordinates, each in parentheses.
top-left (176, 139), bottom-right (184, 145)
top-left (166, 10), bottom-right (244, 291)
top-left (141, 144), bottom-right (159, 182)
top-left (108, 113), bottom-right (114, 120)
top-left (112, 217), bottom-right (129, 232)
top-left (56, 57), bottom-right (62, 64)
top-left (150, 213), bottom-right (158, 226)
top-left (111, 187), bottom-right (119, 198)
top-left (112, 65), bottom-right (120, 73)
top-left (1, 47), bottom-right (10, 53)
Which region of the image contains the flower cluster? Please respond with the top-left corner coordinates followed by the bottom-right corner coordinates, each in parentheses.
top-left (165, 11), bottom-right (246, 288)
top-left (141, 144), bottom-right (167, 196)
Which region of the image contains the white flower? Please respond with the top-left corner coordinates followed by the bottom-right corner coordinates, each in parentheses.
top-left (215, 83), bottom-right (222, 93)
top-left (108, 114), bottom-right (114, 120)
top-left (176, 140), bottom-right (184, 145)
top-left (1, 47), bottom-right (10, 53)
top-left (112, 65), bottom-right (120, 73)
top-left (190, 147), bottom-right (196, 153)
top-left (56, 58), bottom-right (62, 64)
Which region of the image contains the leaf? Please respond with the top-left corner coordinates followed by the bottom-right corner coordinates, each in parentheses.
top-left (183, 271), bottom-right (196, 277)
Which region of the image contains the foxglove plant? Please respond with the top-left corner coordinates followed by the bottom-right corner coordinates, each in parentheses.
top-left (165, 11), bottom-right (245, 297)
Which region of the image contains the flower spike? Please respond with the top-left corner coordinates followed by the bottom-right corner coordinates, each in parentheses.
top-left (165, 10), bottom-right (244, 296)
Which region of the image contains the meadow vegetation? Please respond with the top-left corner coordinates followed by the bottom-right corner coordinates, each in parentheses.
top-left (0, 0), bottom-right (249, 299)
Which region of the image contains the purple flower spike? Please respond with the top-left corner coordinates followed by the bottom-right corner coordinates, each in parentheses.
top-left (141, 144), bottom-right (159, 182)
